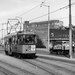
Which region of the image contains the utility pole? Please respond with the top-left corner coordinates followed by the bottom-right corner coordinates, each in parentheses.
top-left (69, 0), bottom-right (72, 58)
top-left (7, 21), bottom-right (9, 34)
top-left (40, 2), bottom-right (50, 51)
top-left (48, 6), bottom-right (50, 51)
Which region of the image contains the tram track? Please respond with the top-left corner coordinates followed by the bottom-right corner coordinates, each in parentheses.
top-left (0, 55), bottom-right (56, 75)
top-left (23, 59), bottom-right (61, 75)
top-left (1, 52), bottom-right (75, 75)
top-left (0, 60), bottom-right (36, 75)
top-left (23, 57), bottom-right (75, 75)
top-left (0, 66), bottom-right (17, 75)
top-left (36, 58), bottom-right (75, 75)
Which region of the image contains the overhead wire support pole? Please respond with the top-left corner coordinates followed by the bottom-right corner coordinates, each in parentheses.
top-left (40, 2), bottom-right (50, 51)
top-left (69, 0), bottom-right (72, 58)
top-left (48, 6), bottom-right (50, 52)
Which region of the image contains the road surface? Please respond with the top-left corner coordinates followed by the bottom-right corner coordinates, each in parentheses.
top-left (0, 47), bottom-right (75, 75)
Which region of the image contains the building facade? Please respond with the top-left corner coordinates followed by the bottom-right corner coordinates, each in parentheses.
top-left (23, 20), bottom-right (64, 48)
top-left (23, 20), bottom-right (63, 31)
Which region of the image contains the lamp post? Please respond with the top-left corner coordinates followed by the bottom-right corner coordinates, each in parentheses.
top-left (16, 16), bottom-right (22, 31)
top-left (40, 2), bottom-right (50, 51)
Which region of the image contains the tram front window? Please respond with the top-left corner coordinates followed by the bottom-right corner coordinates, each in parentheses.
top-left (18, 35), bottom-right (36, 45)
top-left (24, 35), bottom-right (35, 44)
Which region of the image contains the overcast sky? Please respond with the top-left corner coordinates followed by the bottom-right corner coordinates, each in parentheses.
top-left (0, 0), bottom-right (75, 24)
top-left (0, 0), bottom-right (75, 38)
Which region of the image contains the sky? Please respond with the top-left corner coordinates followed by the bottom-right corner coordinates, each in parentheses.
top-left (0, 0), bottom-right (75, 39)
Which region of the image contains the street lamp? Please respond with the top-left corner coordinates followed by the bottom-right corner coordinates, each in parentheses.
top-left (15, 16), bottom-right (22, 31)
top-left (40, 2), bottom-right (50, 51)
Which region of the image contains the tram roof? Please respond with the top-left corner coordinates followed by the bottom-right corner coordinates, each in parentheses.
top-left (4, 31), bottom-right (36, 38)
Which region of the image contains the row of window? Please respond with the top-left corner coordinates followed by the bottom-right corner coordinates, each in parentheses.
top-left (4, 35), bottom-right (36, 45)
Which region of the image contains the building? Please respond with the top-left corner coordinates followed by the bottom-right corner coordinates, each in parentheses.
top-left (23, 20), bottom-right (64, 48)
top-left (23, 20), bottom-right (63, 31)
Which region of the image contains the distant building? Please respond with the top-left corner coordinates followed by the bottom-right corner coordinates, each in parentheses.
top-left (23, 20), bottom-right (63, 31)
top-left (23, 20), bottom-right (64, 48)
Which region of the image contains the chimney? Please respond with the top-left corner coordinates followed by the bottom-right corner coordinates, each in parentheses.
top-left (23, 21), bottom-right (29, 31)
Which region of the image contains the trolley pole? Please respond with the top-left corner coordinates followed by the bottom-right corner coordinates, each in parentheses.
top-left (69, 0), bottom-right (72, 58)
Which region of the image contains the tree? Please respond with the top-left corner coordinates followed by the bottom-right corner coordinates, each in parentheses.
top-left (36, 35), bottom-right (46, 48)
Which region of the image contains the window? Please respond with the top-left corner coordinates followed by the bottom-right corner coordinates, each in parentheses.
top-left (12, 36), bottom-right (17, 44)
top-left (12, 36), bottom-right (15, 44)
top-left (17, 34), bottom-right (36, 45)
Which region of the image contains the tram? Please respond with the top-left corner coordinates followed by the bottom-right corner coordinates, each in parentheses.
top-left (4, 31), bottom-right (36, 57)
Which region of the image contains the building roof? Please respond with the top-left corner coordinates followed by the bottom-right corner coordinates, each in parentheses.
top-left (29, 20), bottom-right (62, 25)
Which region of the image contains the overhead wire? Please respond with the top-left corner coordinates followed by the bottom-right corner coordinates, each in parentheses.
top-left (51, 16), bottom-right (75, 20)
top-left (1, 1), bottom-right (75, 33)
top-left (18, 4), bottom-right (41, 17)
top-left (29, 2), bottom-right (75, 22)
top-left (18, 0), bottom-right (47, 17)
top-left (16, 1), bottom-right (75, 21)
top-left (18, 0), bottom-right (67, 17)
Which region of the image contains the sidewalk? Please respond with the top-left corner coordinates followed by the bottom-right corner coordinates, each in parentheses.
top-left (36, 48), bottom-right (75, 58)
top-left (36, 53), bottom-right (75, 64)
top-left (36, 48), bottom-right (75, 64)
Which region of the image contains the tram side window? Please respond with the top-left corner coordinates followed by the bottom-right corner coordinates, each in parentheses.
top-left (17, 35), bottom-right (36, 45)
top-left (12, 36), bottom-right (17, 44)
top-left (15, 36), bottom-right (18, 44)
top-left (12, 37), bottom-right (14, 44)
top-left (17, 35), bottom-right (23, 45)
top-left (8, 38), bottom-right (12, 44)
top-left (6, 38), bottom-right (9, 44)
top-left (4, 38), bottom-right (8, 45)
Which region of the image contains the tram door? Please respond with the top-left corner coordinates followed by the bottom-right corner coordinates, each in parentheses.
top-left (8, 38), bottom-right (12, 53)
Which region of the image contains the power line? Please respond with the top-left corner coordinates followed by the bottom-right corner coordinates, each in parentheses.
top-left (18, 4), bottom-right (41, 17)
top-left (29, 2), bottom-right (75, 22)
top-left (18, 1), bottom-right (71, 17)
top-left (17, 1), bottom-right (75, 19)
top-left (52, 16), bottom-right (75, 20)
